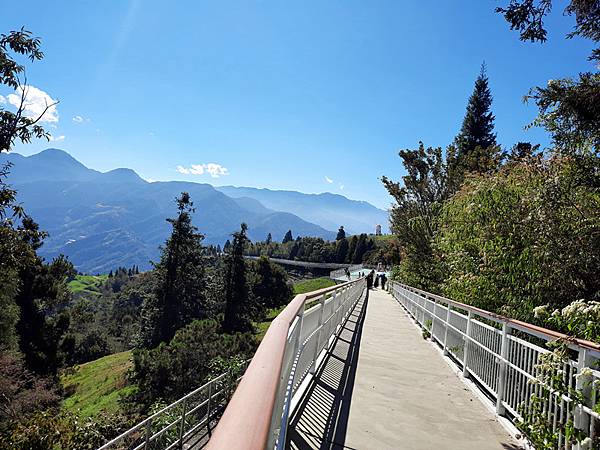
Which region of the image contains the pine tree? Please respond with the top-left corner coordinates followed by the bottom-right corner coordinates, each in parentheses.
top-left (223, 239), bottom-right (231, 253)
top-left (140, 192), bottom-right (207, 347)
top-left (265, 233), bottom-right (272, 244)
top-left (346, 236), bottom-right (358, 263)
top-left (282, 230), bottom-right (293, 244)
top-left (352, 234), bottom-right (368, 263)
top-left (336, 226), bottom-right (346, 241)
top-left (335, 238), bottom-right (349, 263)
top-left (108, 270), bottom-right (113, 278)
top-left (452, 64), bottom-right (498, 174)
top-left (223, 223), bottom-right (253, 333)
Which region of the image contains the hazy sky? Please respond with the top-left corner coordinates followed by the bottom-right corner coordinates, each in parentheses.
top-left (0, 1), bottom-right (595, 208)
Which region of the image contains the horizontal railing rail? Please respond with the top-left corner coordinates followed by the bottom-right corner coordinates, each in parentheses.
top-left (329, 264), bottom-right (364, 280)
top-left (96, 362), bottom-right (248, 450)
top-left (206, 277), bottom-right (367, 450)
top-left (389, 281), bottom-right (600, 449)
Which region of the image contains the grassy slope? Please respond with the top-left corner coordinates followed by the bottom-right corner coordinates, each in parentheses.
top-left (68, 274), bottom-right (108, 296)
top-left (292, 277), bottom-right (336, 295)
top-left (61, 350), bottom-right (134, 418)
top-left (255, 277), bottom-right (337, 340)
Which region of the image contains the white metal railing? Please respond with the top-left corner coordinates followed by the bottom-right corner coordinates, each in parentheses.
top-left (390, 281), bottom-right (600, 449)
top-left (205, 277), bottom-right (367, 450)
top-left (97, 363), bottom-right (247, 450)
top-left (272, 279), bottom-right (366, 448)
top-left (329, 265), bottom-right (363, 280)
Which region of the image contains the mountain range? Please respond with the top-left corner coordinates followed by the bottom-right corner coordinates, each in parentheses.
top-left (1, 149), bottom-right (388, 273)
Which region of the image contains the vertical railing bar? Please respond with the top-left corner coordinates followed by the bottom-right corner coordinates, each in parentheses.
top-left (463, 310), bottom-right (473, 378)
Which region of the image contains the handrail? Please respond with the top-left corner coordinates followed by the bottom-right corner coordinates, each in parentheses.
top-left (390, 280), bottom-right (600, 448)
top-left (398, 282), bottom-right (600, 354)
top-left (206, 277), bottom-right (365, 450)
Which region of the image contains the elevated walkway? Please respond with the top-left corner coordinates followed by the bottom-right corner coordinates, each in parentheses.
top-left (288, 288), bottom-right (518, 450)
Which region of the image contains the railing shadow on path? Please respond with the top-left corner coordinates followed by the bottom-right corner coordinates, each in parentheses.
top-left (286, 291), bottom-right (369, 450)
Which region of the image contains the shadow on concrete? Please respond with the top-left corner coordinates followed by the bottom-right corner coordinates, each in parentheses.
top-left (287, 290), bottom-right (369, 450)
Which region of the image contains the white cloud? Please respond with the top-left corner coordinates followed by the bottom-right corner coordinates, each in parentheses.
top-left (48, 134), bottom-right (65, 142)
top-left (7, 85), bottom-right (59, 123)
top-left (177, 163), bottom-right (229, 178)
top-left (339, 183), bottom-right (345, 190)
top-left (176, 165), bottom-right (190, 175)
top-left (0, 95), bottom-right (6, 104)
top-left (325, 176), bottom-right (333, 184)
top-left (72, 115), bottom-right (91, 123)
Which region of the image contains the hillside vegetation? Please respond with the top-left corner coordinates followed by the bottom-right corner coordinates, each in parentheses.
top-left (61, 351), bottom-right (134, 418)
top-left (68, 274), bottom-right (108, 297)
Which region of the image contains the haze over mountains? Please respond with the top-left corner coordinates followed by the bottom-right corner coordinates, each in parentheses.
top-left (1, 149), bottom-right (388, 273)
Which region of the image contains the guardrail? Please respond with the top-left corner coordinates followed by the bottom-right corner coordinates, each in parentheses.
top-left (97, 362), bottom-right (247, 450)
top-left (329, 264), bottom-right (363, 280)
top-left (390, 281), bottom-right (600, 449)
top-left (206, 277), bottom-right (367, 450)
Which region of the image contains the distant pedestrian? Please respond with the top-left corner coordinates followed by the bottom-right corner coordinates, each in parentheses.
top-left (380, 273), bottom-right (387, 290)
top-left (366, 270), bottom-right (375, 289)
top-left (374, 274), bottom-right (380, 288)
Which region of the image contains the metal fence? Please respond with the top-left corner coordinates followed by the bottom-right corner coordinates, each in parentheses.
top-left (329, 265), bottom-right (363, 280)
top-left (205, 277), bottom-right (367, 450)
top-left (390, 281), bottom-right (600, 449)
top-left (271, 279), bottom-right (366, 448)
top-left (97, 363), bottom-right (247, 450)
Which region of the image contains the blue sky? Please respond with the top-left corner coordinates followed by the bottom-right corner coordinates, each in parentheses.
top-left (0, 1), bottom-right (595, 209)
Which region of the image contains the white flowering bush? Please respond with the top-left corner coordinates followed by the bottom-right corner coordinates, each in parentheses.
top-left (535, 299), bottom-right (600, 344)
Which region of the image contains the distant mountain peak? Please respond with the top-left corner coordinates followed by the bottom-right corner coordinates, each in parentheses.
top-left (102, 168), bottom-right (145, 183)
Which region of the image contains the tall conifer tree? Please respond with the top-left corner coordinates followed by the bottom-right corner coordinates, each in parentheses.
top-left (140, 192), bottom-right (207, 348)
top-left (455, 64), bottom-right (496, 155)
top-left (223, 223), bottom-right (253, 333)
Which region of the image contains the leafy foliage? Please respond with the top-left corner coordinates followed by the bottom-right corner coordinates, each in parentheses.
top-left (0, 28), bottom-right (51, 152)
top-left (496, 0), bottom-right (600, 61)
top-left (438, 154), bottom-right (600, 322)
top-left (130, 319), bottom-right (255, 409)
top-left (382, 142), bottom-right (449, 290)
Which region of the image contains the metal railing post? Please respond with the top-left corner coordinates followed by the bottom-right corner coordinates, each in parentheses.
top-left (431, 299), bottom-right (437, 342)
top-left (144, 418), bottom-right (152, 449)
top-left (309, 293), bottom-right (328, 375)
top-left (574, 348), bottom-right (593, 437)
top-left (207, 382), bottom-right (213, 437)
top-left (462, 310), bottom-right (473, 378)
top-left (495, 323), bottom-right (510, 415)
top-left (277, 307), bottom-right (305, 449)
top-left (443, 303), bottom-right (450, 356)
top-left (178, 397), bottom-right (188, 448)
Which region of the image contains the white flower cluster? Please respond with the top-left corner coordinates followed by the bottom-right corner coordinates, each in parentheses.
top-left (561, 299), bottom-right (600, 320)
top-left (533, 304), bottom-right (549, 318)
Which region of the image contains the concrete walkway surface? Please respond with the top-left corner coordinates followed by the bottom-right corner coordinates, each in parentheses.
top-left (287, 288), bottom-right (520, 450)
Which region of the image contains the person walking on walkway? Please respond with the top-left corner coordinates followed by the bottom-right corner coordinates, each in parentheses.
top-left (374, 274), bottom-right (380, 288)
top-left (380, 273), bottom-right (387, 290)
top-left (366, 270), bottom-right (374, 289)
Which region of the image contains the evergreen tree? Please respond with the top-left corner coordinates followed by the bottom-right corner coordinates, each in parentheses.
top-left (108, 270), bottom-right (113, 278)
top-left (223, 223), bottom-right (253, 333)
top-left (223, 239), bottom-right (231, 253)
top-left (352, 233), bottom-right (368, 263)
top-left (14, 219), bottom-right (75, 375)
top-left (336, 226), bottom-right (346, 241)
top-left (335, 238), bottom-right (349, 263)
top-left (282, 229), bottom-right (293, 244)
top-left (140, 193), bottom-right (207, 348)
top-left (346, 236), bottom-right (358, 263)
top-left (249, 256), bottom-right (292, 310)
top-left (452, 64), bottom-right (498, 174)
top-left (265, 233), bottom-right (272, 244)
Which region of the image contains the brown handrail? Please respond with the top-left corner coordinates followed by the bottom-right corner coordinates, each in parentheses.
top-left (206, 278), bottom-right (360, 450)
top-left (398, 282), bottom-right (600, 353)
